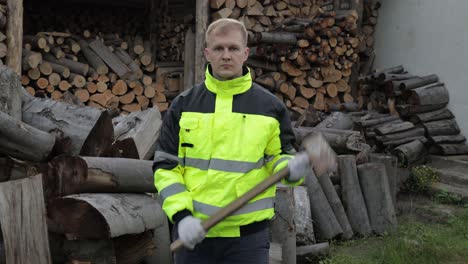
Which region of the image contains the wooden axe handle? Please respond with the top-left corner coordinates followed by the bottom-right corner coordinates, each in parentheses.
top-left (170, 167), bottom-right (290, 252)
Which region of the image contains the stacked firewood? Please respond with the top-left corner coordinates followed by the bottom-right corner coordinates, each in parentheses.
top-left (210, 0), bottom-right (361, 114)
top-left (358, 0), bottom-right (380, 75)
top-left (21, 5), bottom-right (192, 114)
top-left (291, 112), bottom-right (397, 249)
top-left (0, 66), bottom-right (171, 263)
top-left (358, 65), bottom-right (468, 166)
top-left (0, 2), bottom-right (6, 65)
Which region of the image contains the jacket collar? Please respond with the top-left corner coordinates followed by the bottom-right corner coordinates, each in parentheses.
top-left (204, 65), bottom-right (252, 96)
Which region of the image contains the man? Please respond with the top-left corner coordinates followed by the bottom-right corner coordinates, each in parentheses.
top-left (153, 18), bottom-right (311, 263)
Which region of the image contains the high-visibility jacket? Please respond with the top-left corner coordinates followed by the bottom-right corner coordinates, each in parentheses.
top-left (153, 65), bottom-right (301, 237)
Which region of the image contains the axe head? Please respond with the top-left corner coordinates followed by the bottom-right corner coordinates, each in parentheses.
top-left (302, 132), bottom-right (337, 177)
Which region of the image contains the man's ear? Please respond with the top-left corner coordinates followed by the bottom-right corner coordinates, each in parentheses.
top-left (204, 48), bottom-right (210, 61)
top-left (243, 47), bottom-right (250, 61)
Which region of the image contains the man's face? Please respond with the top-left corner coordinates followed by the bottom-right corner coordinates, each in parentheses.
top-left (204, 29), bottom-right (249, 81)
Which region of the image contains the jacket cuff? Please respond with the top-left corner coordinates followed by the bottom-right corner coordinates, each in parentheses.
top-left (172, 209), bottom-right (192, 224)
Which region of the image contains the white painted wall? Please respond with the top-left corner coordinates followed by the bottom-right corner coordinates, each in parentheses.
top-left (373, 0), bottom-right (468, 136)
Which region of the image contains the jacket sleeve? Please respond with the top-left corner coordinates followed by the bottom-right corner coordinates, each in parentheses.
top-left (153, 95), bottom-right (193, 223)
top-left (264, 100), bottom-right (304, 186)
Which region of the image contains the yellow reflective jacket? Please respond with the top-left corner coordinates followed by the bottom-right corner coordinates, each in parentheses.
top-left (153, 65), bottom-right (301, 237)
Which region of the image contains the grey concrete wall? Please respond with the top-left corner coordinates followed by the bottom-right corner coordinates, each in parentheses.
top-left (373, 0), bottom-right (468, 136)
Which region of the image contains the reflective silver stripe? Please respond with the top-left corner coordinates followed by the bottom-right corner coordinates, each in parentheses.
top-left (184, 157), bottom-right (264, 173)
top-left (160, 183), bottom-right (187, 201)
top-left (154, 151), bottom-right (183, 165)
top-left (193, 197), bottom-right (274, 216)
top-left (264, 155), bottom-right (275, 163)
top-left (272, 156), bottom-right (292, 171)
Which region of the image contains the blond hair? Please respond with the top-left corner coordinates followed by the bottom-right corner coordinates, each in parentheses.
top-left (205, 18), bottom-right (248, 46)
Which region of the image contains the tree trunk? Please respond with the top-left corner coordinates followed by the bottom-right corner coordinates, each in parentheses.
top-left (183, 27), bottom-right (195, 90)
top-left (429, 144), bottom-right (468, 155)
top-left (305, 170), bottom-right (343, 240)
top-left (195, 0), bottom-right (209, 83)
top-left (317, 174), bottom-right (353, 239)
top-left (21, 93), bottom-right (113, 156)
top-left (0, 175), bottom-right (52, 264)
top-left (376, 127), bottom-right (425, 143)
top-left (423, 119), bottom-right (460, 136)
top-left (6, 0), bottom-right (23, 74)
top-left (89, 40), bottom-right (131, 78)
top-left (293, 186), bottom-right (315, 244)
top-left (271, 187), bottom-right (296, 264)
top-left (429, 134), bottom-right (466, 145)
top-left (0, 66), bottom-right (22, 120)
top-left (47, 193), bottom-right (161, 239)
top-left (369, 153), bottom-right (398, 209)
top-left (78, 40), bottom-right (109, 75)
top-left (397, 74), bottom-right (439, 90)
top-left (337, 155), bottom-right (372, 236)
top-left (0, 110), bottom-right (55, 162)
top-left (46, 156), bottom-right (154, 198)
top-left (391, 139), bottom-right (428, 168)
top-left (410, 108), bottom-right (454, 124)
top-left (375, 121), bottom-right (414, 135)
top-left (316, 112), bottom-right (354, 130)
top-left (113, 108), bottom-right (162, 160)
top-left (397, 103), bottom-right (447, 117)
top-left (407, 84), bottom-right (449, 106)
top-left (357, 163), bottom-right (397, 235)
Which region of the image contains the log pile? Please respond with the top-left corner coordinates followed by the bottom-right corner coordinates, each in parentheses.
top-left (21, 3), bottom-right (194, 114)
top-left (209, 0), bottom-right (362, 114)
top-left (358, 65), bottom-right (468, 166)
top-left (0, 66), bottom-right (170, 263)
top-left (0, 2), bottom-right (6, 66)
top-left (358, 0), bottom-right (380, 75)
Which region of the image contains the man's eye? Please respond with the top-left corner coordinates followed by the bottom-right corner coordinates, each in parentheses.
top-left (215, 47), bottom-right (223, 51)
top-left (230, 47), bottom-right (239, 51)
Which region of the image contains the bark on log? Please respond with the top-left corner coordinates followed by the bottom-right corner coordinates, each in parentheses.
top-left (429, 134), bottom-right (466, 145)
top-left (429, 144), bottom-right (468, 155)
top-left (397, 103), bottom-right (447, 117)
top-left (6, 0), bottom-right (23, 74)
top-left (113, 108), bottom-right (162, 159)
top-left (0, 157), bottom-right (46, 183)
top-left (391, 139), bottom-right (428, 168)
top-left (89, 40), bottom-right (131, 78)
top-left (305, 170), bottom-right (343, 240)
top-left (254, 32), bottom-right (298, 44)
top-left (183, 27), bottom-right (195, 90)
top-left (0, 175), bottom-right (52, 264)
top-left (376, 127), bottom-right (425, 143)
top-left (21, 93), bottom-right (113, 156)
top-left (337, 155), bottom-right (372, 236)
top-left (294, 127), bottom-right (358, 154)
top-left (0, 66), bottom-right (22, 120)
top-left (78, 40), bottom-right (109, 75)
top-left (375, 121), bottom-right (414, 135)
top-left (46, 155), bottom-right (154, 198)
top-left (357, 163), bottom-right (397, 235)
top-left (423, 119), bottom-right (460, 136)
top-left (293, 186), bottom-right (315, 244)
top-left (316, 112), bottom-right (354, 130)
top-left (357, 115), bottom-right (399, 127)
top-left (369, 153), bottom-right (398, 209)
top-left (296, 242), bottom-right (329, 257)
top-left (47, 193), bottom-right (161, 239)
top-left (195, 0), bottom-right (209, 83)
top-left (0, 110), bottom-right (55, 162)
top-left (397, 74), bottom-right (439, 90)
top-left (317, 174), bottom-right (353, 239)
top-left (43, 54), bottom-right (89, 76)
top-left (271, 187), bottom-right (296, 264)
top-left (407, 84), bottom-right (449, 106)
top-left (409, 108), bottom-right (454, 124)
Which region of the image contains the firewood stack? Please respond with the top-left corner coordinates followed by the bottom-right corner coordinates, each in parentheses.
top-left (210, 0), bottom-right (361, 114)
top-left (0, 65), bottom-right (172, 263)
top-left (21, 4), bottom-right (193, 114)
top-left (358, 65), bottom-right (468, 166)
top-left (358, 0), bottom-right (380, 75)
top-left (0, 2), bottom-right (7, 65)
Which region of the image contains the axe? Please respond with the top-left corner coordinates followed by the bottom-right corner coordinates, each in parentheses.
top-left (171, 132), bottom-right (337, 252)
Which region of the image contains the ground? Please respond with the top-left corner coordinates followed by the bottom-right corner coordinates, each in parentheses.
top-left (299, 193), bottom-right (468, 264)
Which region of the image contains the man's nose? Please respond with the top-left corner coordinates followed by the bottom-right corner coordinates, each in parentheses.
top-left (221, 48), bottom-right (231, 59)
